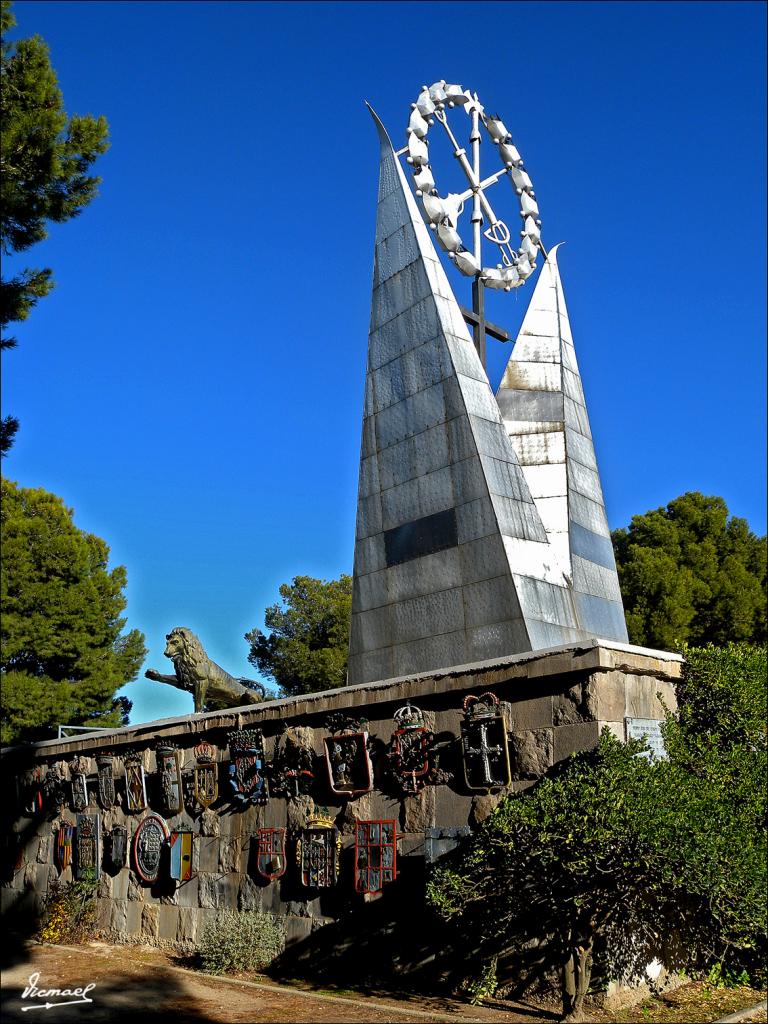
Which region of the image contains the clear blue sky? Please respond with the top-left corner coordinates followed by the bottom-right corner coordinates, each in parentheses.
top-left (3, 1), bottom-right (766, 725)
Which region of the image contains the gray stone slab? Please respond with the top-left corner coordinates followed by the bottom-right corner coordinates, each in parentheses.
top-left (373, 225), bottom-right (420, 286)
top-left (481, 456), bottom-right (529, 502)
top-left (375, 381), bottom-right (447, 448)
top-left (570, 522), bottom-right (617, 569)
top-left (349, 605), bottom-right (392, 654)
top-left (493, 493), bottom-right (549, 543)
top-left (391, 629), bottom-right (468, 677)
top-left (380, 464), bottom-right (454, 530)
top-left (514, 574), bottom-right (578, 627)
top-left (458, 533), bottom-right (511, 584)
top-left (572, 554), bottom-right (623, 602)
top-left (455, 496), bottom-right (500, 545)
top-left (387, 547), bottom-right (463, 604)
top-left (573, 593), bottom-right (629, 642)
top-left (355, 491), bottom-right (383, 540)
top-left (444, 333), bottom-right (489, 383)
top-left (392, 588), bottom-right (465, 645)
top-left (568, 459), bottom-right (604, 503)
top-left (463, 575), bottom-right (524, 629)
top-left (569, 490), bottom-right (610, 535)
top-left (565, 427), bottom-right (598, 469)
top-left (564, 396), bottom-right (591, 436)
top-left (497, 388), bottom-right (565, 423)
top-left (368, 295), bottom-right (440, 370)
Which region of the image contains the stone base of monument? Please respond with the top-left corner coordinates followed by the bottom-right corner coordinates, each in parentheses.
top-left (1, 640), bottom-right (681, 993)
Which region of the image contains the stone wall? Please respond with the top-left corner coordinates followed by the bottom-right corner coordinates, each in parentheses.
top-left (1, 640), bottom-right (680, 961)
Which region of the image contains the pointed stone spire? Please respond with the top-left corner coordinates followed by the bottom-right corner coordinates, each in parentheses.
top-left (496, 246), bottom-right (628, 642)
top-left (348, 113), bottom-right (596, 686)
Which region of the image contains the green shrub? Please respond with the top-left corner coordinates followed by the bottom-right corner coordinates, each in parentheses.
top-left (198, 910), bottom-right (285, 975)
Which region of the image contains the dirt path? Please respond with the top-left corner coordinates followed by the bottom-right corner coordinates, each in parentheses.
top-left (0, 942), bottom-right (557, 1023)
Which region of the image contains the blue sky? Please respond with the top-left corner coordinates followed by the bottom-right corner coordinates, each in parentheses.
top-left (3, 1), bottom-right (766, 724)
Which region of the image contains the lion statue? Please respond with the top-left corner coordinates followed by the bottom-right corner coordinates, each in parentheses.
top-left (145, 627), bottom-right (267, 713)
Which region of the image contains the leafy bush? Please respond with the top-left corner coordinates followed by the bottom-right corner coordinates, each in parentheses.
top-left (198, 910), bottom-right (285, 975)
top-left (39, 877), bottom-right (98, 944)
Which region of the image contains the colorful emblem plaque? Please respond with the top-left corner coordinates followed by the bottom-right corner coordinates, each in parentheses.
top-left (354, 820), bottom-right (397, 894)
top-left (132, 813), bottom-right (170, 883)
top-left (268, 730), bottom-right (314, 798)
top-left (124, 752), bottom-right (147, 813)
top-left (387, 704), bottom-right (431, 796)
top-left (55, 820), bottom-right (75, 872)
top-left (75, 813), bottom-right (101, 880)
top-left (227, 730), bottom-right (269, 806)
top-left (105, 824), bottom-right (128, 872)
top-left (256, 827), bottom-right (287, 881)
top-left (168, 830), bottom-right (194, 882)
top-left (96, 754), bottom-right (116, 810)
top-left (193, 741), bottom-right (218, 808)
top-left (298, 813), bottom-right (341, 888)
top-left (460, 692), bottom-right (511, 791)
top-left (156, 745), bottom-right (183, 816)
top-left (43, 765), bottom-right (67, 812)
top-left (323, 717), bottom-right (373, 797)
top-left (70, 756), bottom-right (89, 813)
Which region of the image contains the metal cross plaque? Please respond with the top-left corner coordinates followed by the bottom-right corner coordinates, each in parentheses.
top-left (460, 692), bottom-right (511, 791)
top-left (132, 813), bottom-right (170, 884)
top-left (75, 813), bottom-right (100, 881)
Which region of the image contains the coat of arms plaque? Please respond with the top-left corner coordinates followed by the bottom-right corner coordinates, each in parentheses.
top-left (124, 751), bottom-right (148, 813)
top-left (460, 692), bottom-right (511, 791)
top-left (69, 756), bottom-right (89, 813)
top-left (323, 716), bottom-right (373, 797)
top-left (75, 813), bottom-right (101, 880)
top-left (156, 744), bottom-right (183, 816)
top-left (386, 704), bottom-right (432, 796)
top-left (255, 827), bottom-right (287, 881)
top-left (193, 740), bottom-right (218, 808)
top-left (227, 730), bottom-right (269, 806)
top-left (96, 754), bottom-right (116, 810)
top-left (169, 830), bottom-right (194, 882)
top-left (104, 824), bottom-right (128, 872)
top-left (354, 819), bottom-right (397, 894)
top-left (298, 813), bottom-right (341, 888)
top-left (55, 820), bottom-right (75, 872)
top-left (132, 813), bottom-right (170, 884)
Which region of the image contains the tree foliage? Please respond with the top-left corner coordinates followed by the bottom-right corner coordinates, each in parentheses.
top-left (245, 575), bottom-right (352, 697)
top-left (612, 492), bottom-right (766, 650)
top-left (0, 0), bottom-right (109, 453)
top-left (0, 478), bottom-right (146, 745)
top-left (426, 644), bottom-right (767, 1021)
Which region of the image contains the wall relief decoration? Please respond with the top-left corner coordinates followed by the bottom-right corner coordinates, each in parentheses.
top-left (75, 813), bottom-right (100, 881)
top-left (55, 820), bottom-right (75, 873)
top-left (104, 824), bottom-right (128, 872)
top-left (323, 715), bottom-right (373, 797)
top-left (460, 692), bottom-right (511, 791)
top-left (69, 756), bottom-right (89, 813)
top-left (227, 730), bottom-right (268, 806)
top-left (132, 813), bottom-right (170, 884)
top-left (43, 765), bottom-right (67, 813)
top-left (386, 704), bottom-right (432, 796)
top-left (255, 827), bottom-right (287, 881)
top-left (268, 726), bottom-right (315, 798)
top-left (193, 740), bottom-right (218, 809)
top-left (169, 830), bottom-right (194, 882)
top-left (297, 812), bottom-right (341, 888)
top-left (156, 744), bottom-right (183, 816)
top-left (96, 755), bottom-right (116, 810)
top-left (354, 819), bottom-right (396, 894)
top-left (124, 751), bottom-right (147, 813)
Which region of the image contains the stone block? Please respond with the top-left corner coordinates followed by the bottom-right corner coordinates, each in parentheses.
top-left (127, 874), bottom-right (143, 901)
top-left (401, 787), bottom-right (435, 833)
top-left (510, 730), bottom-right (554, 779)
top-left (238, 874), bottom-right (261, 912)
top-left (599, 721), bottom-right (624, 742)
top-left (158, 905), bottom-right (179, 941)
top-left (141, 903), bottom-right (160, 942)
top-left (626, 675), bottom-right (676, 718)
top-left (284, 915), bottom-right (314, 946)
top-left (111, 867), bottom-right (129, 901)
top-left (98, 874), bottom-right (112, 899)
top-left (200, 809), bottom-right (220, 838)
top-left (197, 837), bottom-right (219, 874)
top-left (94, 897), bottom-right (112, 934)
top-left (588, 671), bottom-right (625, 722)
top-left (177, 906), bottom-right (200, 947)
top-left (553, 682), bottom-right (591, 726)
top-left (110, 899), bottom-right (128, 935)
top-left (198, 874), bottom-right (223, 909)
top-left (470, 791), bottom-right (506, 825)
top-left (553, 722), bottom-right (599, 763)
top-left (218, 838), bottom-right (239, 874)
top-left (125, 898), bottom-right (142, 937)
top-left (506, 695), bottom-right (553, 731)
top-left (36, 836), bottom-right (51, 864)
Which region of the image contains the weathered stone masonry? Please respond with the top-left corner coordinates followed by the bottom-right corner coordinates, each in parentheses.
top-left (1, 640), bottom-right (680, 953)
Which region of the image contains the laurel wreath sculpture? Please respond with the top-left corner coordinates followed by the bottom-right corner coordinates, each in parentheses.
top-left (406, 80), bottom-right (542, 291)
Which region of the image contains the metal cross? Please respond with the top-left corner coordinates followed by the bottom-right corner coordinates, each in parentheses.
top-left (464, 721), bottom-right (503, 786)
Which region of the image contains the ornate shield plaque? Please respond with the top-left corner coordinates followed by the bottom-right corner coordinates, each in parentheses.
top-left (193, 741), bottom-right (218, 808)
top-left (268, 728), bottom-right (314, 798)
top-left (227, 730), bottom-right (268, 806)
top-left (298, 814), bottom-right (341, 888)
top-left (132, 813), bottom-right (170, 884)
top-left (156, 745), bottom-right (183, 816)
top-left (43, 766), bottom-right (67, 813)
top-left (387, 704), bottom-right (431, 796)
top-left (461, 692), bottom-right (511, 791)
top-left (354, 820), bottom-right (396, 894)
top-left (55, 820), bottom-right (75, 872)
top-left (75, 813), bottom-right (101, 881)
top-left (96, 755), bottom-right (116, 810)
top-left (169, 830), bottom-right (194, 882)
top-left (124, 752), bottom-right (147, 813)
top-left (256, 827), bottom-right (286, 881)
top-left (69, 756), bottom-right (89, 813)
top-left (105, 825), bottom-right (128, 872)
top-left (323, 717), bottom-right (373, 797)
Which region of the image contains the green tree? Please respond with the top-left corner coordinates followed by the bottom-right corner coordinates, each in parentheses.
top-left (245, 575), bottom-right (352, 697)
top-left (612, 492), bottom-right (766, 649)
top-left (427, 644), bottom-right (767, 1022)
top-left (0, 0), bottom-right (109, 454)
top-left (0, 478), bottom-right (146, 745)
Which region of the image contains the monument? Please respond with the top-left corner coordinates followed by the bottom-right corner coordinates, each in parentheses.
top-left (349, 82), bottom-right (628, 685)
